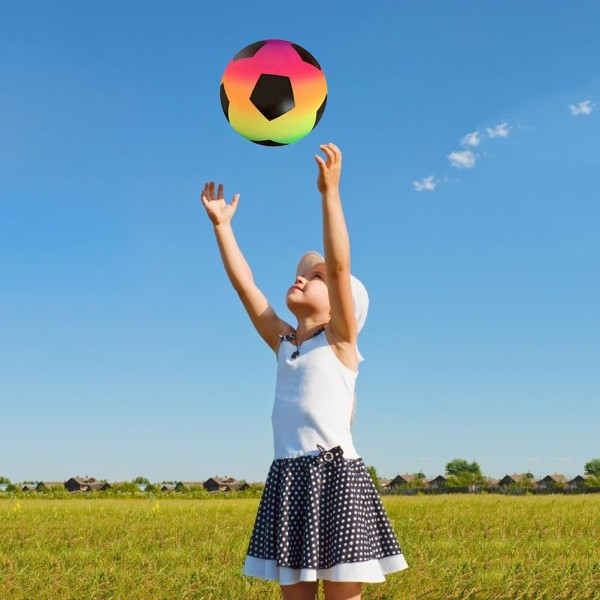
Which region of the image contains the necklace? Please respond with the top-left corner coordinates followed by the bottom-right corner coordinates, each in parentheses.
top-left (278, 326), bottom-right (326, 360)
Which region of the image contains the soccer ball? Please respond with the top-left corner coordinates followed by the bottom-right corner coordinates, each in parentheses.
top-left (220, 39), bottom-right (327, 146)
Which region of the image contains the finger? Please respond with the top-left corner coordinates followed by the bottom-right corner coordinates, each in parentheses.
top-left (218, 183), bottom-right (224, 200)
top-left (209, 181), bottom-right (216, 200)
top-left (319, 144), bottom-right (334, 162)
top-left (328, 142), bottom-right (341, 159)
top-left (231, 193), bottom-right (240, 211)
top-left (314, 154), bottom-right (326, 168)
top-left (201, 189), bottom-right (209, 207)
top-left (327, 143), bottom-right (340, 163)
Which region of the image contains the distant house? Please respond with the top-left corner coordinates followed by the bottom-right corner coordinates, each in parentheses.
top-left (386, 474), bottom-right (423, 488)
top-left (534, 474), bottom-right (566, 489)
top-left (64, 477), bottom-right (103, 493)
top-left (203, 477), bottom-right (243, 492)
top-left (175, 481), bottom-right (205, 491)
top-left (498, 474), bottom-right (529, 487)
top-left (567, 475), bottom-right (587, 489)
top-left (36, 481), bottom-right (65, 491)
top-left (484, 477), bottom-right (500, 487)
top-left (426, 475), bottom-right (447, 489)
top-left (22, 484), bottom-right (38, 492)
top-left (161, 484), bottom-right (177, 492)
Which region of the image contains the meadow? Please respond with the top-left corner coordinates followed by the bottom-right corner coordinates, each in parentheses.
top-left (1, 495), bottom-right (599, 599)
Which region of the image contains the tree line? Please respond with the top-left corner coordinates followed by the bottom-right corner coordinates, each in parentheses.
top-left (3, 459), bottom-right (600, 494)
top-left (367, 457), bottom-right (600, 491)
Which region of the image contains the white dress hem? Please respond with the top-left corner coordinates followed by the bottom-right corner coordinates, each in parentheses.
top-left (242, 554), bottom-right (409, 585)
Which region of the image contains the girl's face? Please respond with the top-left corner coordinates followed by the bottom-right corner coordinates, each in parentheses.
top-left (286, 263), bottom-right (330, 316)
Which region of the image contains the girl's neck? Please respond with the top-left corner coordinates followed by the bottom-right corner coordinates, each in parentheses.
top-left (294, 318), bottom-right (329, 345)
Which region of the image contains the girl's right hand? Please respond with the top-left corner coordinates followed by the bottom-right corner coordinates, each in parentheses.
top-left (201, 182), bottom-right (240, 226)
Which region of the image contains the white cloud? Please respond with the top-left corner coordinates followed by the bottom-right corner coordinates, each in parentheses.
top-left (486, 122), bottom-right (510, 138)
top-left (448, 150), bottom-right (476, 169)
top-left (413, 176), bottom-right (437, 192)
top-left (461, 131), bottom-right (482, 147)
top-left (569, 99), bottom-right (594, 115)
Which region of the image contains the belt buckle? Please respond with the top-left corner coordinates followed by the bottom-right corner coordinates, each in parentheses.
top-left (316, 444), bottom-right (339, 464)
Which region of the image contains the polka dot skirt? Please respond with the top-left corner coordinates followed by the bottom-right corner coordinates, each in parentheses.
top-left (244, 445), bottom-right (407, 582)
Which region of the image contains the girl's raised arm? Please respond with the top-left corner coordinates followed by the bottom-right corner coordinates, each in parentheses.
top-left (201, 182), bottom-right (289, 352)
top-left (315, 145), bottom-right (358, 345)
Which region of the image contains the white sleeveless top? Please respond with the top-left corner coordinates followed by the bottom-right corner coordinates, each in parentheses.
top-left (271, 330), bottom-right (360, 460)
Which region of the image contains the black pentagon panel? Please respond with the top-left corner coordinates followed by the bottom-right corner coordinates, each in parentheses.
top-left (290, 43), bottom-right (321, 70)
top-left (250, 74), bottom-right (295, 121)
top-left (313, 95), bottom-right (327, 129)
top-left (220, 83), bottom-right (230, 121)
top-left (252, 139), bottom-right (288, 146)
top-left (233, 40), bottom-right (267, 61)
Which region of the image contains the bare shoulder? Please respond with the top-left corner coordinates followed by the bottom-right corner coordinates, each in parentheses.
top-left (324, 326), bottom-right (359, 373)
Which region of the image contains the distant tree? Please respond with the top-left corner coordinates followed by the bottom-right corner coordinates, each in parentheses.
top-left (367, 466), bottom-right (381, 492)
top-left (0, 476), bottom-right (11, 484)
top-left (584, 459), bottom-right (600, 476)
top-left (113, 481), bottom-right (141, 493)
top-left (416, 472), bottom-right (426, 479)
top-left (133, 476), bottom-right (151, 484)
top-left (445, 458), bottom-right (469, 476)
top-left (583, 474), bottom-right (600, 488)
top-left (524, 472), bottom-right (535, 479)
top-left (445, 458), bottom-right (482, 476)
top-left (445, 458), bottom-right (484, 486)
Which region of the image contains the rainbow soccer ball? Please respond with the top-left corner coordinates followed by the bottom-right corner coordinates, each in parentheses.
top-left (220, 39), bottom-right (327, 146)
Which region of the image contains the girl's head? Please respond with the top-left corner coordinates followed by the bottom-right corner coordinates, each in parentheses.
top-left (286, 251), bottom-right (369, 332)
top-left (286, 260), bottom-right (330, 321)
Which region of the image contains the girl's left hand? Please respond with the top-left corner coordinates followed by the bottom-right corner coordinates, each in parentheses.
top-left (315, 142), bottom-right (342, 194)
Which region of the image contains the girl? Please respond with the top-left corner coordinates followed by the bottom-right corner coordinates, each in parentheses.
top-left (201, 143), bottom-right (408, 600)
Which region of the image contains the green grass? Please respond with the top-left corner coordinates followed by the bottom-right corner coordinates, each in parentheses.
top-left (1, 495), bottom-right (599, 599)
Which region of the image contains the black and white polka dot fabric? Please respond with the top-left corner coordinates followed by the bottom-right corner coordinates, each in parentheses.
top-left (242, 445), bottom-right (409, 585)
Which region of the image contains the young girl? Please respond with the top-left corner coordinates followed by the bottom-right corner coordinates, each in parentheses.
top-left (201, 143), bottom-right (408, 600)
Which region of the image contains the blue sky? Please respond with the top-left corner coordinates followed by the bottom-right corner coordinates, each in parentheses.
top-left (1, 1), bottom-right (598, 484)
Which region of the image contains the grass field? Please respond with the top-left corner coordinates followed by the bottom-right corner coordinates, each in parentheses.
top-left (1, 494), bottom-right (599, 599)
